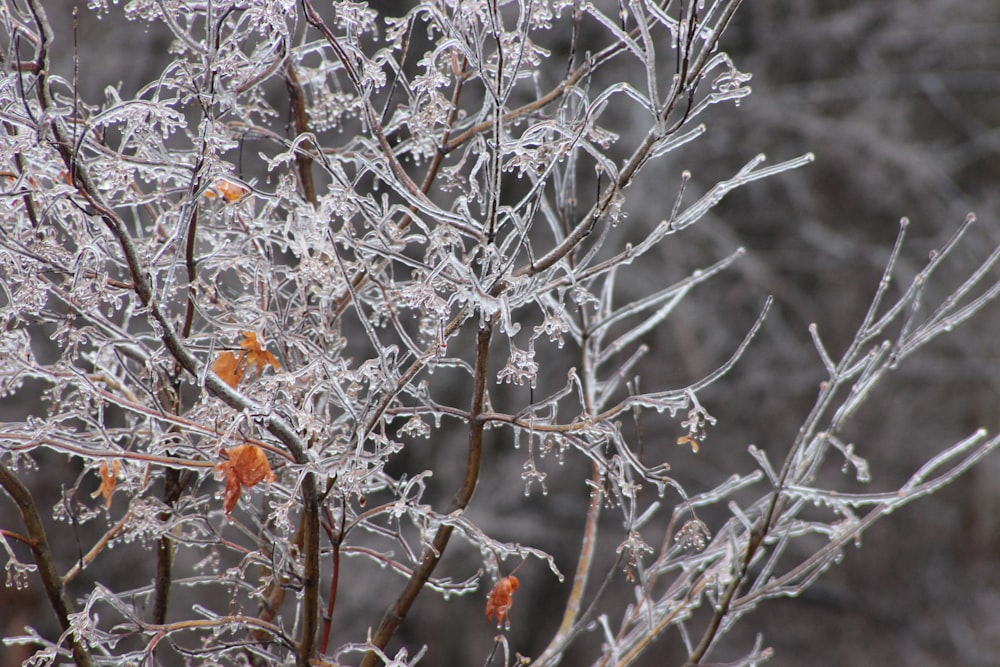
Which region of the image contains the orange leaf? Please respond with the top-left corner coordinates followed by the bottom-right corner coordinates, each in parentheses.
top-left (211, 350), bottom-right (246, 388)
top-left (238, 331), bottom-right (281, 374)
top-left (228, 444), bottom-right (277, 487)
top-left (205, 179), bottom-right (248, 202)
top-left (676, 435), bottom-right (700, 453)
top-left (216, 445), bottom-right (276, 515)
top-left (485, 575), bottom-right (519, 628)
top-left (91, 460), bottom-right (120, 508)
top-left (222, 467), bottom-right (242, 515)
top-left (210, 332), bottom-right (280, 388)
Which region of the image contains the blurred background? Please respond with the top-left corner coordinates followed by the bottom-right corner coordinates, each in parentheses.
top-left (3, 1), bottom-right (1000, 666)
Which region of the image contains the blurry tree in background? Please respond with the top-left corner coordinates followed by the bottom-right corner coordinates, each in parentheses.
top-left (2, 1), bottom-right (1000, 666)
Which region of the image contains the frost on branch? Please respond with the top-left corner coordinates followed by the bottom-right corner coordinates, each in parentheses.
top-left (1, 1), bottom-right (998, 666)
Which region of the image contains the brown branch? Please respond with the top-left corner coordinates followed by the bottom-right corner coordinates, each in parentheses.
top-left (62, 512), bottom-right (131, 585)
top-left (443, 62), bottom-right (589, 154)
top-left (25, 1), bottom-right (322, 661)
top-left (533, 467), bottom-right (603, 664)
top-left (301, 0), bottom-right (428, 204)
top-left (318, 501), bottom-right (346, 655)
top-left (359, 321), bottom-right (494, 667)
top-left (284, 58), bottom-right (318, 206)
top-left (150, 470), bottom-right (183, 626)
top-left (0, 463), bottom-right (94, 667)
top-left (419, 55), bottom-right (468, 193)
top-left (152, 200), bottom-right (198, 625)
top-left (0, 527), bottom-right (35, 547)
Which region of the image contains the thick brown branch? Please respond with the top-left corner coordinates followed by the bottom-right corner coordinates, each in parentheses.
top-left (284, 59), bottom-right (318, 206)
top-left (359, 321), bottom-right (494, 667)
top-left (0, 463), bottom-right (94, 667)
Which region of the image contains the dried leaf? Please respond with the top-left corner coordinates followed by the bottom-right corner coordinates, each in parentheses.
top-left (229, 444), bottom-right (277, 487)
top-left (485, 575), bottom-right (519, 628)
top-left (216, 444), bottom-right (276, 515)
top-left (222, 467), bottom-right (242, 516)
top-left (205, 179), bottom-right (248, 202)
top-left (212, 350), bottom-right (245, 388)
top-left (676, 435), bottom-right (699, 453)
top-left (238, 331), bottom-right (281, 374)
top-left (91, 460), bottom-right (121, 508)
top-left (210, 332), bottom-right (280, 388)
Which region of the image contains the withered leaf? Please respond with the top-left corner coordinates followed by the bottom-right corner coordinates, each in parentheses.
top-left (205, 179), bottom-right (248, 202)
top-left (211, 332), bottom-right (281, 389)
top-left (485, 575), bottom-right (519, 628)
top-left (91, 460), bottom-right (121, 508)
top-left (216, 445), bottom-right (276, 515)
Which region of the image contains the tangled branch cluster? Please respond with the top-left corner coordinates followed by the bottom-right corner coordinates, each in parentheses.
top-left (1, 1), bottom-right (998, 666)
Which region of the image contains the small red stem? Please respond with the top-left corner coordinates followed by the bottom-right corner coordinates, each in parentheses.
top-left (319, 503), bottom-right (345, 656)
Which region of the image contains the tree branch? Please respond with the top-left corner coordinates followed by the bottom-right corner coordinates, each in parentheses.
top-left (0, 463), bottom-right (94, 667)
top-left (359, 321), bottom-right (494, 667)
